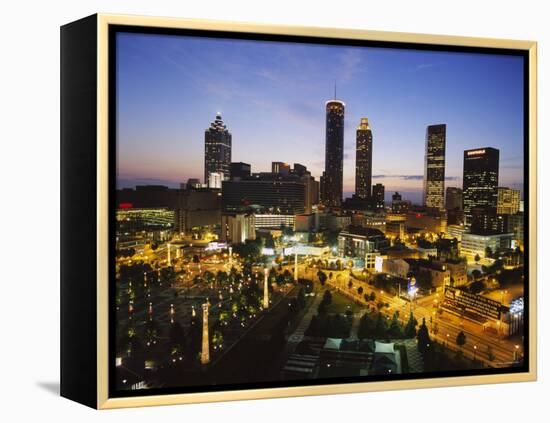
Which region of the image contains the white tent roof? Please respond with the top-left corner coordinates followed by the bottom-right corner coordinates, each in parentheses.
top-left (323, 338), bottom-right (342, 350)
top-left (374, 341), bottom-right (395, 354)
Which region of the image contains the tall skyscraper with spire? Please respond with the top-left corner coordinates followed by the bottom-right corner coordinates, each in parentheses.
top-left (321, 89), bottom-right (345, 207)
top-left (204, 113), bottom-right (232, 186)
top-left (423, 124), bottom-right (446, 209)
top-left (355, 118), bottom-right (373, 200)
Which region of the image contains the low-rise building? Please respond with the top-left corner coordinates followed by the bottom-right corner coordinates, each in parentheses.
top-left (460, 232), bottom-right (514, 261)
top-left (338, 226), bottom-right (389, 258)
top-left (381, 258), bottom-right (410, 279)
top-left (220, 212), bottom-right (256, 244)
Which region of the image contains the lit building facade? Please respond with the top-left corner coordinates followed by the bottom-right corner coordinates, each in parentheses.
top-left (116, 207), bottom-right (175, 236)
top-left (272, 161), bottom-right (291, 176)
top-left (322, 100), bottom-right (345, 207)
top-left (497, 187), bottom-right (521, 215)
top-left (460, 232), bottom-right (513, 260)
top-left (222, 177), bottom-right (306, 215)
top-left (463, 147), bottom-right (499, 222)
top-left (204, 113), bottom-right (232, 186)
top-left (220, 212), bottom-right (256, 244)
top-left (208, 172), bottom-right (223, 189)
top-left (337, 226), bottom-right (389, 258)
top-left (253, 214), bottom-right (295, 229)
top-left (355, 118), bottom-right (373, 200)
top-left (423, 124), bottom-right (446, 210)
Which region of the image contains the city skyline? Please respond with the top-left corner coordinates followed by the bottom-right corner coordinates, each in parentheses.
top-left (116, 32), bottom-right (525, 203)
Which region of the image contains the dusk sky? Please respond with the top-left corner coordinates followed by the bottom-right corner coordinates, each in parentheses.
top-left (116, 32), bottom-right (524, 203)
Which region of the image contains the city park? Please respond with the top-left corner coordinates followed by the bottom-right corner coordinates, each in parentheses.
top-left (115, 235), bottom-right (515, 389)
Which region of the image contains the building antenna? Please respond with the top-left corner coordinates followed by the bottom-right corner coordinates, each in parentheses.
top-left (334, 80), bottom-right (337, 100)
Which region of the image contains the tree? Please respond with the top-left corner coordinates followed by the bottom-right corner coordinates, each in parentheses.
top-left (474, 253), bottom-right (481, 263)
top-left (373, 313), bottom-right (388, 338)
top-left (404, 312), bottom-right (418, 337)
top-left (297, 288), bottom-right (306, 309)
top-left (169, 321), bottom-right (185, 355)
top-left (456, 331), bottom-right (466, 351)
top-left (322, 290), bottom-right (333, 305)
top-left (485, 246), bottom-right (493, 259)
top-left (388, 312), bottom-right (402, 338)
top-left (357, 286), bottom-right (364, 295)
top-left (317, 270), bottom-right (327, 286)
top-left (160, 267), bottom-right (177, 287)
top-left (469, 280), bottom-right (485, 294)
top-left (417, 318), bottom-right (431, 355)
top-left (348, 280), bottom-right (353, 289)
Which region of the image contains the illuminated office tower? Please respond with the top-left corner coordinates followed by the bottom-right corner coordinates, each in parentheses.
top-left (463, 147), bottom-right (500, 221)
top-left (423, 124), bottom-right (446, 210)
top-left (204, 113), bottom-right (232, 186)
top-left (355, 118), bottom-right (373, 200)
top-left (321, 98), bottom-right (345, 207)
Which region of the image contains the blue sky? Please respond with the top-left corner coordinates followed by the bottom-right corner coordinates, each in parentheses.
top-left (116, 32), bottom-right (524, 203)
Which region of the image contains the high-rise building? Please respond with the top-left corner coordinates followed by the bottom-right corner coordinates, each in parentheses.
top-left (470, 207), bottom-right (508, 235)
top-left (293, 163), bottom-right (308, 177)
top-left (497, 187), bottom-right (521, 215)
top-left (445, 187), bottom-right (463, 211)
top-left (204, 113), bottom-right (232, 186)
top-left (391, 192), bottom-right (411, 214)
top-left (463, 147), bottom-right (499, 222)
top-left (222, 174), bottom-right (306, 215)
top-left (272, 162), bottom-right (291, 176)
top-left (372, 183), bottom-right (385, 210)
top-left (355, 118), bottom-right (373, 200)
top-left (230, 162), bottom-right (251, 180)
top-left (423, 124), bottom-right (446, 210)
top-left (321, 99), bottom-right (345, 207)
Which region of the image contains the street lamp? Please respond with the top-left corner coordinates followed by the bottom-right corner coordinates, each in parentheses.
top-left (514, 344), bottom-right (520, 361)
top-left (473, 345), bottom-right (477, 362)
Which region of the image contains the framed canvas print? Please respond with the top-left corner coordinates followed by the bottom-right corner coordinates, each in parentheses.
top-left (60, 14), bottom-right (537, 409)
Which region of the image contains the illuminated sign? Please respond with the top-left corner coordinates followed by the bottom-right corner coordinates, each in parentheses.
top-left (374, 256), bottom-right (384, 272)
top-left (119, 202), bottom-right (133, 209)
top-left (510, 297), bottom-right (524, 315)
top-left (442, 286), bottom-right (502, 320)
top-left (206, 242), bottom-right (227, 251)
top-left (466, 149), bottom-right (486, 156)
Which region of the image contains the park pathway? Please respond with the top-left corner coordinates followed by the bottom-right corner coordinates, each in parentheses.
top-left (401, 338), bottom-right (424, 373)
top-left (284, 293), bottom-right (324, 355)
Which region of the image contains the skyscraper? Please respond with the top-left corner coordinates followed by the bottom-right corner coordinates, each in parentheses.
top-left (204, 113), bottom-right (232, 186)
top-left (321, 99), bottom-right (345, 207)
top-left (272, 162), bottom-right (291, 176)
top-left (423, 124), bottom-right (446, 210)
top-left (445, 187), bottom-right (463, 211)
top-left (372, 183), bottom-right (385, 210)
top-left (463, 147), bottom-right (500, 222)
top-left (355, 118), bottom-right (373, 200)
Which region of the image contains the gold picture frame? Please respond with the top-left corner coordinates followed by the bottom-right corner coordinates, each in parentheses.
top-left (61, 13), bottom-right (537, 409)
